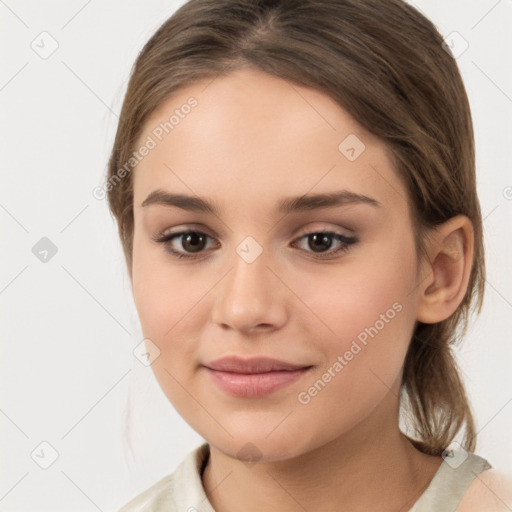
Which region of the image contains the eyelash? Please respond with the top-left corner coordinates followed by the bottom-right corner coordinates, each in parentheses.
top-left (152, 229), bottom-right (358, 260)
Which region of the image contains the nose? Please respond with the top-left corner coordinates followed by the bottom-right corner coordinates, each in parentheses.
top-left (211, 244), bottom-right (288, 335)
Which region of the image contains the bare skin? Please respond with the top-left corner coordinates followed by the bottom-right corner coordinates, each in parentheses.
top-left (129, 67), bottom-right (488, 511)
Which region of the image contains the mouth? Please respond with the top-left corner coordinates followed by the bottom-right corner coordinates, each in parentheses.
top-left (202, 356), bottom-right (314, 398)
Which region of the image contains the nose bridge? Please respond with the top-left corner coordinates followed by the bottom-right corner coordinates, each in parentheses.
top-left (231, 236), bottom-right (269, 294)
top-left (212, 235), bottom-right (286, 332)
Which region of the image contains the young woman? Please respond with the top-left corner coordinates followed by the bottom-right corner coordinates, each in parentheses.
top-left (106, 1), bottom-right (512, 510)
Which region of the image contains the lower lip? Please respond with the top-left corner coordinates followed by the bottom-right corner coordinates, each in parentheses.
top-left (205, 367), bottom-right (312, 398)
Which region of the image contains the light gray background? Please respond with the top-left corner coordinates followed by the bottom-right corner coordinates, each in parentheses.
top-left (1, 1), bottom-right (511, 510)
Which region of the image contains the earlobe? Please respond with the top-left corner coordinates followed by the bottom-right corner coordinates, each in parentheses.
top-left (416, 215), bottom-right (474, 324)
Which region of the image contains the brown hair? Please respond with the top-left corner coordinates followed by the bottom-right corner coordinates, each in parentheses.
top-left (106, 0), bottom-right (485, 457)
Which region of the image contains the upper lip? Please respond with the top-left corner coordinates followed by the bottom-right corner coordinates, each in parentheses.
top-left (204, 356), bottom-right (311, 374)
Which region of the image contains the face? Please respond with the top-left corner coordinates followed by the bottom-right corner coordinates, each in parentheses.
top-left (130, 67), bottom-right (422, 462)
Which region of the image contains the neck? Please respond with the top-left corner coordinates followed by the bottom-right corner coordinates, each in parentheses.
top-left (201, 391), bottom-right (443, 512)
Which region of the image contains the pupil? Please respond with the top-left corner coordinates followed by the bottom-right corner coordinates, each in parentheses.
top-left (310, 233), bottom-right (332, 252)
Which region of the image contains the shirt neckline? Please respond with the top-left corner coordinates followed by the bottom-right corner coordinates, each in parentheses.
top-left (188, 443), bottom-right (461, 512)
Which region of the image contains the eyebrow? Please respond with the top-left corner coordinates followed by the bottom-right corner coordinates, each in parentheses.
top-left (140, 189), bottom-right (382, 215)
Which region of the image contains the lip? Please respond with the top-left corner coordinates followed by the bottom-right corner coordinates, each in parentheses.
top-left (203, 356), bottom-right (313, 398)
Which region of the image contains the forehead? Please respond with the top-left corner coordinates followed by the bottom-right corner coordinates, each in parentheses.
top-left (132, 67), bottom-right (408, 216)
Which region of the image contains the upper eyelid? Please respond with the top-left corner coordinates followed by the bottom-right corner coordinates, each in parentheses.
top-left (158, 226), bottom-right (356, 243)
top-left (159, 221), bottom-right (356, 237)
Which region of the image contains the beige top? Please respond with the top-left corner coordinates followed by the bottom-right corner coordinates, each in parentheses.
top-left (118, 442), bottom-right (492, 512)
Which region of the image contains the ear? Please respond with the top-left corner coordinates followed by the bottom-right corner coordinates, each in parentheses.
top-left (416, 215), bottom-right (474, 324)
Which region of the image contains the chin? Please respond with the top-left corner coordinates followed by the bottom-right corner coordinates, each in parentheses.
top-left (202, 424), bottom-right (321, 464)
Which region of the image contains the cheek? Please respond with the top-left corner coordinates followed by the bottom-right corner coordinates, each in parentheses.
top-left (132, 232), bottom-right (191, 337)
top-left (292, 244), bottom-right (416, 341)
top-left (131, 250), bottom-right (206, 411)
top-left (132, 266), bottom-right (207, 354)
top-left (291, 260), bottom-right (416, 440)
top-left (290, 240), bottom-right (418, 387)
top-left (132, 241), bottom-right (162, 335)
top-left (131, 237), bottom-right (211, 376)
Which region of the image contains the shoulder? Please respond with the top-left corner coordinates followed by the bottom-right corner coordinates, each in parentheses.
top-left (456, 469), bottom-right (512, 512)
top-left (116, 443), bottom-right (209, 512)
top-left (117, 473), bottom-right (177, 512)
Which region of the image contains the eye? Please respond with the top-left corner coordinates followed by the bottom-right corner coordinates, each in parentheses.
top-left (152, 230), bottom-right (218, 259)
top-left (291, 230), bottom-right (357, 259)
top-left (152, 229), bottom-right (357, 260)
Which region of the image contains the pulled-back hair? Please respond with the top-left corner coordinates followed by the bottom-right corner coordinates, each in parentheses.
top-left (106, 0), bottom-right (485, 456)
